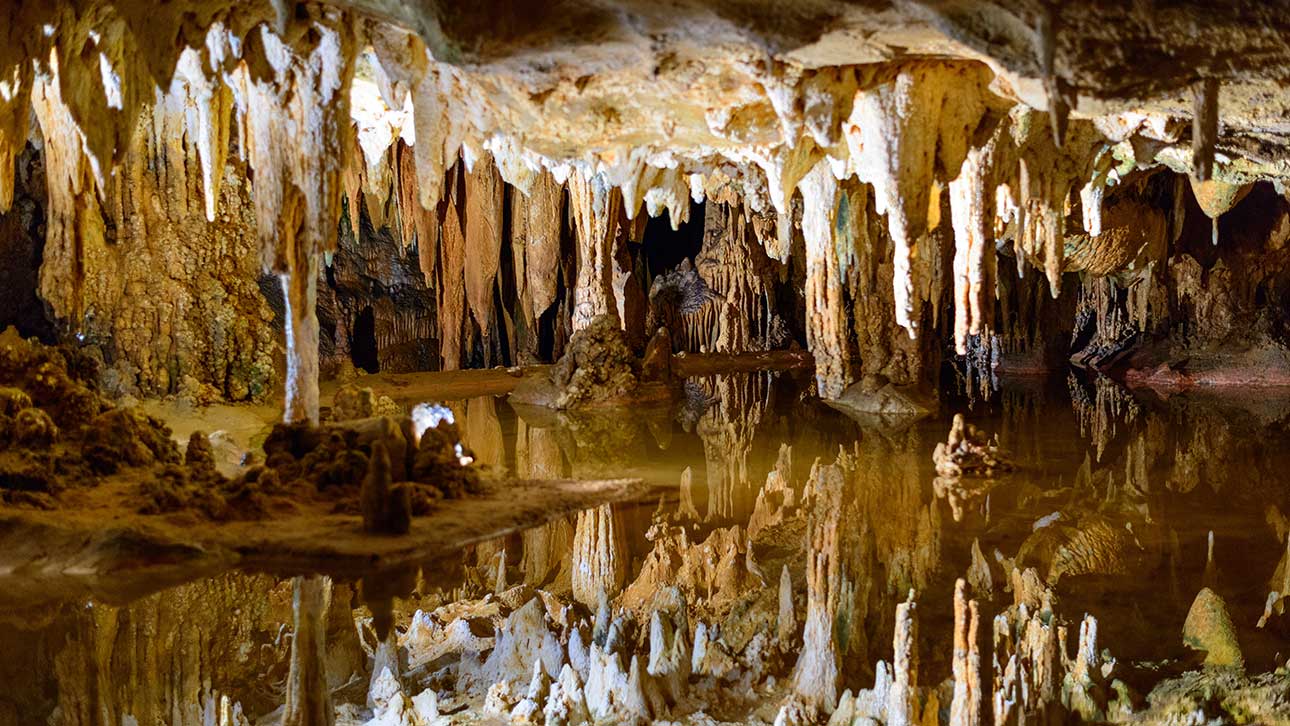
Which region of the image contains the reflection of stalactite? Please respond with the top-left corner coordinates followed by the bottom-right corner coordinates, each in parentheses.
top-left (693, 372), bottom-right (774, 521)
top-left (515, 417), bottom-right (565, 480)
top-left (789, 425), bottom-right (943, 715)
top-left (448, 395), bottom-right (505, 470)
top-left (1068, 373), bottom-right (1140, 461)
top-left (521, 515), bottom-right (576, 592)
top-left (283, 576), bottom-right (335, 726)
top-left (851, 428), bottom-right (942, 596)
top-left (9, 575), bottom-right (305, 724)
top-left (571, 504), bottom-right (627, 607)
top-left (953, 333), bottom-right (1000, 406)
top-left (792, 461), bottom-right (855, 713)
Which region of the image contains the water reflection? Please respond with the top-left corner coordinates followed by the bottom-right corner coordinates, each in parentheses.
top-left (4, 372), bottom-right (1290, 723)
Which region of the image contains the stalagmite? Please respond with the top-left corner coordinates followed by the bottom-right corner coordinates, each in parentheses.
top-left (1257, 533), bottom-right (1290, 629)
top-left (1036, 5), bottom-right (1069, 147)
top-left (283, 576), bottom-right (334, 726)
top-left (676, 467), bottom-right (702, 523)
top-left (646, 609), bottom-right (690, 704)
top-left (1193, 78), bottom-right (1219, 181)
top-left (778, 565), bottom-right (796, 646)
top-left (360, 440), bottom-right (412, 535)
top-left (544, 664), bottom-right (592, 726)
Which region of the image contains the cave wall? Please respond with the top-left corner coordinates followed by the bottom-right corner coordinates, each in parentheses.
top-left (5, 2), bottom-right (1290, 414)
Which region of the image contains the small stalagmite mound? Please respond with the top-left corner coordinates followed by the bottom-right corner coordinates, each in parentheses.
top-left (1183, 587), bottom-right (1244, 669)
top-left (330, 383), bottom-right (404, 421)
top-left (933, 414), bottom-right (1014, 479)
top-left (0, 327), bottom-right (179, 505)
top-left (932, 414), bottom-right (1014, 521)
top-left (510, 314), bottom-right (675, 410)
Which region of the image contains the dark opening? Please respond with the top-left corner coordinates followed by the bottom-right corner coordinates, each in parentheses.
top-left (351, 306), bottom-right (380, 373)
top-left (640, 200), bottom-right (705, 281)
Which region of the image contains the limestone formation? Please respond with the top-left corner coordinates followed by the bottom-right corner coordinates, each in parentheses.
top-left (8, 3), bottom-right (1290, 724)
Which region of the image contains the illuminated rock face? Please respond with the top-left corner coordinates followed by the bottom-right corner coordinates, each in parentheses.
top-left (5, 0), bottom-right (1290, 412)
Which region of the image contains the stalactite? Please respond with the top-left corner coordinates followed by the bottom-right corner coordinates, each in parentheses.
top-left (239, 17), bottom-right (356, 422)
top-left (1006, 110), bottom-right (1101, 297)
top-left (518, 171), bottom-right (564, 326)
top-left (1192, 78), bottom-right (1219, 181)
top-left (439, 162), bottom-right (468, 369)
top-left (844, 63), bottom-right (988, 336)
top-left (1036, 5), bottom-right (1069, 148)
top-left (369, 27), bottom-right (466, 214)
top-left (569, 172), bottom-right (624, 332)
top-left (31, 52), bottom-right (103, 333)
top-left (642, 166), bottom-right (693, 228)
top-left (737, 137), bottom-right (822, 216)
top-left (464, 157), bottom-right (504, 356)
top-left (174, 46), bottom-right (233, 223)
top-left (654, 197), bottom-right (785, 355)
top-left (1188, 176), bottom-right (1252, 246)
top-left (0, 58), bottom-right (32, 213)
top-left (949, 122), bottom-right (1004, 354)
top-left (798, 162), bottom-right (852, 398)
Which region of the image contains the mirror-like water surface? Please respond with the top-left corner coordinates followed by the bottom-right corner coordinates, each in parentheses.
top-left (4, 370), bottom-right (1290, 725)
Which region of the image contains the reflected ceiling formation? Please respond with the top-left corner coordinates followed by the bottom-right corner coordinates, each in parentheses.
top-left (4, 2), bottom-right (1290, 725)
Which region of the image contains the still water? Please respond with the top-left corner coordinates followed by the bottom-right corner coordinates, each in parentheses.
top-left (2, 369), bottom-right (1289, 724)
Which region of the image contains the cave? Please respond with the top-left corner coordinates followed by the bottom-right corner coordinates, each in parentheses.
top-left (3, 2), bottom-right (1290, 724)
top-left (351, 305), bottom-right (380, 373)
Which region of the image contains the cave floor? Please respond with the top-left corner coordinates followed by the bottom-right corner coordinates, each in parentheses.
top-left (3, 367), bottom-right (1290, 724)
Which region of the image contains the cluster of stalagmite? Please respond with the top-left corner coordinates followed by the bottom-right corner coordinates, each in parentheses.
top-left (7, 1), bottom-right (1290, 413)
